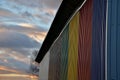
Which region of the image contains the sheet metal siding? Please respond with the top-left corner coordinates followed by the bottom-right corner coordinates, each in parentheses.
top-left (46, 0), bottom-right (108, 80)
top-left (92, 0), bottom-right (107, 80)
top-left (48, 26), bottom-right (69, 80)
top-left (48, 36), bottom-right (62, 80)
top-left (107, 0), bottom-right (120, 80)
top-left (78, 0), bottom-right (92, 80)
top-left (117, 0), bottom-right (120, 79)
top-left (60, 26), bottom-right (69, 80)
top-left (68, 12), bottom-right (79, 80)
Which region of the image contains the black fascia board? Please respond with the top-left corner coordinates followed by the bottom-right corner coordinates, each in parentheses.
top-left (35, 0), bottom-right (86, 63)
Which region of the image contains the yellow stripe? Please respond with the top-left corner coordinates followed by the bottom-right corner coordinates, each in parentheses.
top-left (68, 12), bottom-right (79, 80)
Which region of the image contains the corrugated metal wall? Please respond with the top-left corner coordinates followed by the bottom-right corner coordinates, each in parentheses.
top-left (92, 0), bottom-right (107, 80)
top-left (107, 0), bottom-right (120, 80)
top-left (48, 25), bottom-right (69, 80)
top-left (60, 26), bottom-right (69, 80)
top-left (68, 12), bottom-right (79, 80)
top-left (48, 12), bottom-right (80, 80)
top-left (48, 33), bottom-right (62, 80)
top-left (39, 0), bottom-right (108, 80)
top-left (78, 0), bottom-right (92, 79)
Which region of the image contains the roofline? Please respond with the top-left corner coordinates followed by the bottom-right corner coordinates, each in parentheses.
top-left (35, 0), bottom-right (87, 63)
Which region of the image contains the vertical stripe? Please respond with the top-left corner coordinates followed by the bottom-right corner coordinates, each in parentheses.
top-left (107, 0), bottom-right (120, 79)
top-left (68, 12), bottom-right (79, 80)
top-left (48, 36), bottom-right (62, 80)
top-left (92, 0), bottom-right (107, 80)
top-left (78, 0), bottom-right (92, 80)
top-left (60, 26), bottom-right (69, 80)
top-left (117, 0), bottom-right (120, 79)
top-left (108, 0), bottom-right (117, 79)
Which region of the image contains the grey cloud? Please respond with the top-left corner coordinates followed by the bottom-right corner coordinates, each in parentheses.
top-left (0, 8), bottom-right (30, 23)
top-left (41, 0), bottom-right (61, 9)
top-left (10, 0), bottom-right (61, 9)
top-left (0, 23), bottom-right (47, 32)
top-left (0, 31), bottom-right (40, 48)
top-left (0, 47), bottom-right (40, 73)
top-left (0, 8), bottom-right (16, 17)
top-left (6, 58), bottom-right (30, 72)
top-left (9, 47), bottom-right (40, 57)
top-left (0, 0), bottom-right (59, 30)
top-left (10, 0), bottom-right (43, 8)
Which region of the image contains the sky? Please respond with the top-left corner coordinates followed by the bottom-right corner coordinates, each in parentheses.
top-left (0, 0), bottom-right (61, 79)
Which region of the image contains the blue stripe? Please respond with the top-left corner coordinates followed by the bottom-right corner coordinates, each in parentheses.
top-left (107, 0), bottom-right (120, 79)
top-left (92, 0), bottom-right (107, 80)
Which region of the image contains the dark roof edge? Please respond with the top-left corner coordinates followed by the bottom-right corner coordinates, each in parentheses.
top-left (35, 0), bottom-right (87, 63)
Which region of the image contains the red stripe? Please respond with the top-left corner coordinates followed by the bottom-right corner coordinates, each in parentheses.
top-left (78, 0), bottom-right (93, 80)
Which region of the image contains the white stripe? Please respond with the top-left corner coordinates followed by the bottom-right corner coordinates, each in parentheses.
top-left (105, 0), bottom-right (108, 80)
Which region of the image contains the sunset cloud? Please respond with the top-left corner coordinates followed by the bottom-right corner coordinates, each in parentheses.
top-left (0, 0), bottom-right (61, 77)
top-left (0, 31), bottom-right (40, 48)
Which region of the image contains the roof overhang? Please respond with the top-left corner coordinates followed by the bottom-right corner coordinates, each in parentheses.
top-left (35, 0), bottom-right (87, 63)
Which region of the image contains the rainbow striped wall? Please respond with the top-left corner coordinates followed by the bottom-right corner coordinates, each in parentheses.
top-left (48, 0), bottom-right (107, 80)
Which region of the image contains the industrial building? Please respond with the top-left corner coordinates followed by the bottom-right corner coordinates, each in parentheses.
top-left (37, 0), bottom-right (120, 80)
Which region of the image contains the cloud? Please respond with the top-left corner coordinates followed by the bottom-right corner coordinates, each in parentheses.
top-left (0, 8), bottom-right (17, 17)
top-left (0, 0), bottom-right (61, 29)
top-left (0, 23), bottom-right (47, 32)
top-left (0, 47), bottom-right (39, 73)
top-left (10, 0), bottom-right (61, 9)
top-left (0, 31), bottom-right (40, 48)
top-left (0, 23), bottom-right (47, 43)
top-left (40, 0), bottom-right (61, 9)
top-left (0, 0), bottom-right (61, 74)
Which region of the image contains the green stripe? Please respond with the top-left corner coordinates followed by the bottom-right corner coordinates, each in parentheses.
top-left (60, 25), bottom-right (69, 80)
top-left (48, 35), bottom-right (62, 80)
